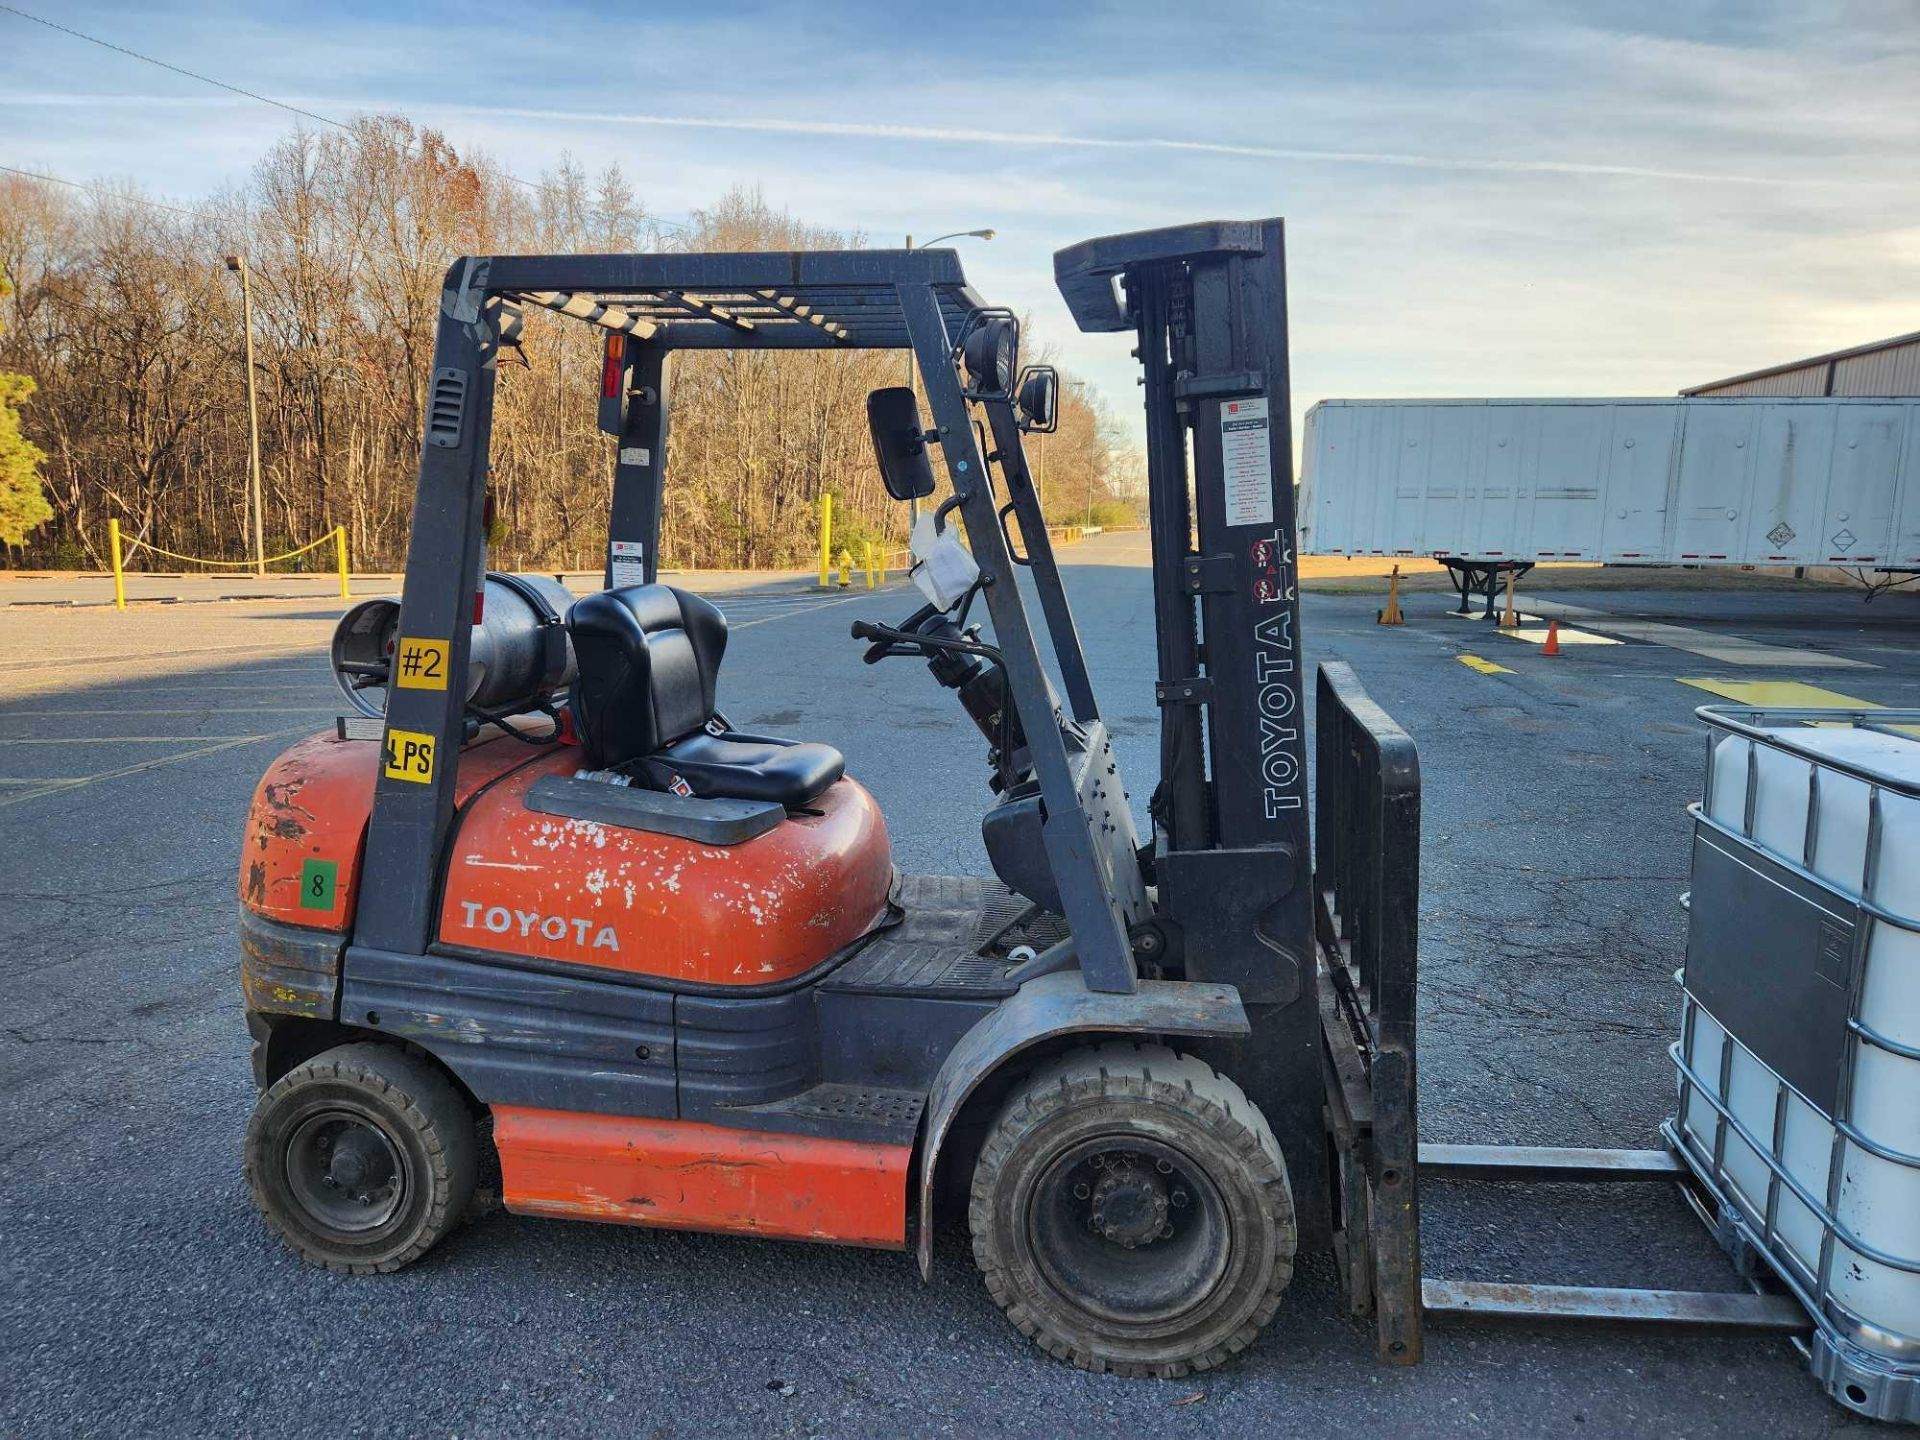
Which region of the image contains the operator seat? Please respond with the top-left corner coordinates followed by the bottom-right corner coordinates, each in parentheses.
top-left (566, 584), bottom-right (845, 808)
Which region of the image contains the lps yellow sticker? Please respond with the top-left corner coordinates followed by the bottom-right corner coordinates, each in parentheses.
top-left (393, 637), bottom-right (449, 690)
top-left (383, 728), bottom-right (436, 783)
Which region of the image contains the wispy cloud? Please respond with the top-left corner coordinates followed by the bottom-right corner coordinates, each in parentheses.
top-left (470, 104), bottom-right (1821, 188)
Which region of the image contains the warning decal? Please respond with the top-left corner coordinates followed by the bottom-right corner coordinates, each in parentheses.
top-left (610, 539), bottom-right (646, 588)
top-left (382, 728), bottom-right (436, 784)
top-left (393, 636), bottom-right (449, 691)
top-left (1221, 397), bottom-right (1275, 528)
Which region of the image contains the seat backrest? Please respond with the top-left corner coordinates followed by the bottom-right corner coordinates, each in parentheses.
top-left (566, 584), bottom-right (729, 768)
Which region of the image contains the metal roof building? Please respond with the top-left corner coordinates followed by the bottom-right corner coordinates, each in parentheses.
top-left (1682, 329), bottom-right (1920, 398)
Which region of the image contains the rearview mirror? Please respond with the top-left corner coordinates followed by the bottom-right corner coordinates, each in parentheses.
top-left (1016, 366), bottom-right (1059, 433)
top-left (866, 387), bottom-right (937, 501)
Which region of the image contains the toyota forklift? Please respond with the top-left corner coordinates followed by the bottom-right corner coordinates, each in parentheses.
top-left (238, 220), bottom-right (1421, 1378)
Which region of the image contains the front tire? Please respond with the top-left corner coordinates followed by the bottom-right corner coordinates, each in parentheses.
top-left (969, 1041), bottom-right (1296, 1377)
top-left (245, 1042), bottom-right (477, 1275)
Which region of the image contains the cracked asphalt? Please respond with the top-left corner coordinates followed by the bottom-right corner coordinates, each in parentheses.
top-left (4, 532), bottom-right (1918, 1437)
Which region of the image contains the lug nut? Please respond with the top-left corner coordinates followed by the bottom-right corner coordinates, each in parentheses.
top-left (1155, 1158), bottom-right (1173, 1174)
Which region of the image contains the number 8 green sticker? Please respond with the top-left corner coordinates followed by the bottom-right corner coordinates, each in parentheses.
top-left (299, 858), bottom-right (338, 912)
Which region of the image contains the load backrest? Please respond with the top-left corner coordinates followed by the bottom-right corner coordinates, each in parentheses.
top-left (566, 584), bottom-right (729, 768)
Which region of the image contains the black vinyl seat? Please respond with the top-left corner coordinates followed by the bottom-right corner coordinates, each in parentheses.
top-left (566, 584), bottom-right (845, 808)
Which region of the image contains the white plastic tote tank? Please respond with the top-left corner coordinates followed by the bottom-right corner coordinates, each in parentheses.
top-left (1674, 705), bottom-right (1920, 1413)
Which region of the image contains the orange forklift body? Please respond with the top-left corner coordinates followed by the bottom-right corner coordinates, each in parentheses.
top-left (241, 731), bottom-right (894, 988)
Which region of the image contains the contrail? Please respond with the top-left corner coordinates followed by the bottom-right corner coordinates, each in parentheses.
top-left (471, 104), bottom-right (1798, 187)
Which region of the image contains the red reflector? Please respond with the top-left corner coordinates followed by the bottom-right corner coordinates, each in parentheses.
top-left (601, 334), bottom-right (625, 398)
top-left (473, 591), bottom-right (485, 624)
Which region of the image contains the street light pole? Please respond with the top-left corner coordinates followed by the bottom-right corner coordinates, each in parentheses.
top-left (903, 228), bottom-right (994, 526)
top-left (224, 253), bottom-right (266, 577)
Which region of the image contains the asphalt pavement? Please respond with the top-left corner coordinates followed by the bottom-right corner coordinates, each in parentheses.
top-left (4, 531), bottom-right (1916, 1437)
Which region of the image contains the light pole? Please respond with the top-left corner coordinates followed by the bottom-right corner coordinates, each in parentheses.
top-left (224, 253), bottom-right (267, 577)
top-left (903, 228), bottom-right (994, 525)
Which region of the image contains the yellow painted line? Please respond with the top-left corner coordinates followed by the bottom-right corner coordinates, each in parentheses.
top-left (1677, 679), bottom-right (1880, 707)
top-left (1677, 677), bottom-right (1920, 735)
top-left (1457, 654), bottom-right (1514, 675)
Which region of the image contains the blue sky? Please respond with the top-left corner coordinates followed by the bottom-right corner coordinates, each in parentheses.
top-left (3, 0), bottom-right (1916, 453)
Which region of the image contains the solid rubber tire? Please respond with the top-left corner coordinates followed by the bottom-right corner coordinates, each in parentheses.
top-left (245, 1042), bottom-right (476, 1275)
top-left (969, 1040), bottom-right (1296, 1377)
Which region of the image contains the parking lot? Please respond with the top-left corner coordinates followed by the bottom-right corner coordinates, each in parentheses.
top-left (4, 531), bottom-right (1917, 1436)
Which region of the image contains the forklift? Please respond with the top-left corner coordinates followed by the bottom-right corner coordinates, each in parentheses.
top-left (240, 220), bottom-right (1834, 1391)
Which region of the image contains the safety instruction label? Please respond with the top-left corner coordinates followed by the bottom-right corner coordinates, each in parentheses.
top-left (618, 447), bottom-right (651, 467)
top-left (299, 858), bottom-right (338, 911)
top-left (610, 539), bottom-right (646, 588)
top-left (382, 728), bottom-right (436, 784)
top-left (393, 636), bottom-right (449, 691)
top-left (1220, 397), bottom-right (1275, 528)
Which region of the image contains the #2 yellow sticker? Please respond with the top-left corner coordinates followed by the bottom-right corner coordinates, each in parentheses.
top-left (393, 637), bottom-right (449, 690)
top-left (382, 727), bottom-right (436, 783)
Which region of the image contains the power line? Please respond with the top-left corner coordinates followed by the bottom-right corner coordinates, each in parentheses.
top-left (0, 3), bottom-right (353, 136)
top-left (0, 161), bottom-right (202, 219)
top-left (0, 1), bottom-right (688, 231)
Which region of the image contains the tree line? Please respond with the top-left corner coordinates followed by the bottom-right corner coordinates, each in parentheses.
top-left (0, 115), bottom-right (1137, 576)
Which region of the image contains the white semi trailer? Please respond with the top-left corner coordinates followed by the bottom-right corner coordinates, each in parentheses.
top-left (1299, 397), bottom-right (1920, 581)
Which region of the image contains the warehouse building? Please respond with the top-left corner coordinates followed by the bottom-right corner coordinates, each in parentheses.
top-left (1683, 329), bottom-right (1920, 398)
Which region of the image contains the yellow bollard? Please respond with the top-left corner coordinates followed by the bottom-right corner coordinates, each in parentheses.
top-left (864, 541), bottom-right (877, 590)
top-left (108, 518), bottom-right (127, 611)
top-left (837, 547), bottom-right (853, 589)
top-left (1377, 563), bottom-right (1405, 626)
top-left (817, 494), bottom-right (834, 588)
top-left (334, 525), bottom-right (351, 600)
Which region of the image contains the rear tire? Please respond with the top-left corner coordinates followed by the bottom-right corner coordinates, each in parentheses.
top-left (245, 1042), bottom-right (476, 1275)
top-left (969, 1041), bottom-right (1295, 1377)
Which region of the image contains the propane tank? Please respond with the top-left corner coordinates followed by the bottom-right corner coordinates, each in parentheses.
top-left (331, 573), bottom-right (578, 719)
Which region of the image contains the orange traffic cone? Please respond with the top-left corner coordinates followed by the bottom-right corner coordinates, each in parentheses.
top-left (1541, 619), bottom-right (1562, 656)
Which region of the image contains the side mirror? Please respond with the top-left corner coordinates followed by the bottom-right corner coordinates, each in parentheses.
top-left (866, 387), bottom-right (937, 501)
top-left (1016, 366), bottom-right (1059, 433)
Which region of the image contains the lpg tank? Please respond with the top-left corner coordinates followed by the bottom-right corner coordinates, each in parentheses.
top-left (331, 573), bottom-right (577, 720)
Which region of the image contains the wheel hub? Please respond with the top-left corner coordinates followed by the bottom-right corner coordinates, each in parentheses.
top-left (1090, 1162), bottom-right (1170, 1248)
top-left (285, 1111), bottom-right (404, 1233)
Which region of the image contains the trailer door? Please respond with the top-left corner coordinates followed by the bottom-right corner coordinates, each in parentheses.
top-left (1526, 404), bottom-right (1607, 559)
top-left (1745, 404), bottom-right (1832, 566)
top-left (1479, 405), bottom-right (1529, 560)
top-left (1893, 404), bottom-right (1920, 568)
top-left (1674, 405), bottom-right (1760, 562)
top-left (1601, 404), bottom-right (1678, 562)
top-left (1421, 405), bottom-right (1477, 556)
top-left (1818, 404), bottom-right (1905, 566)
